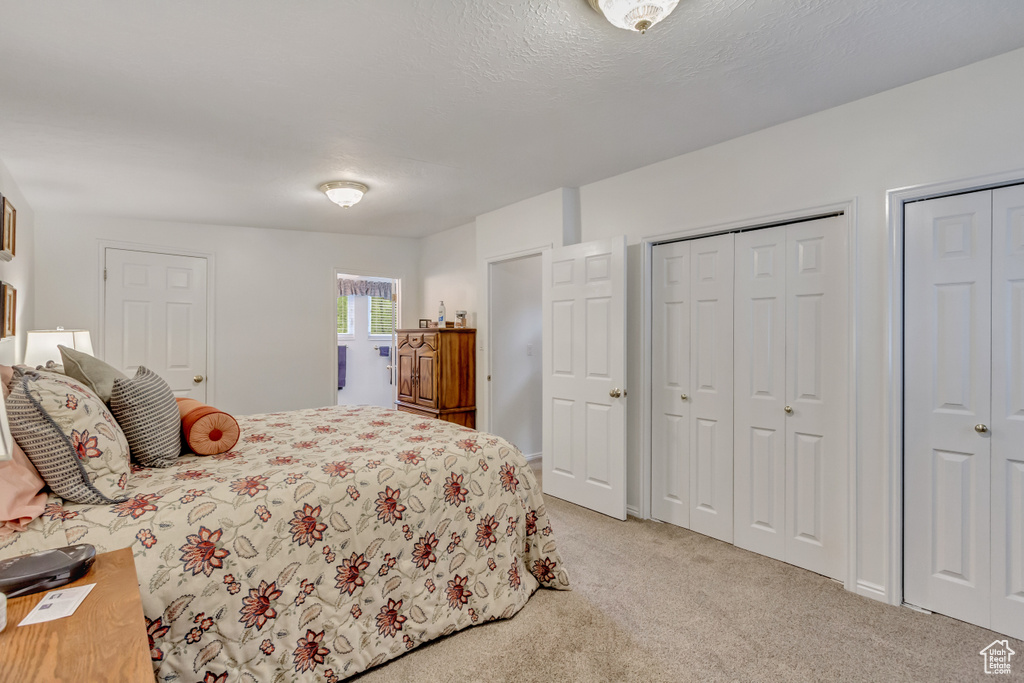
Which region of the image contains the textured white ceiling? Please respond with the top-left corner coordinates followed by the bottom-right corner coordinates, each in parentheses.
top-left (1, 0), bottom-right (1024, 238)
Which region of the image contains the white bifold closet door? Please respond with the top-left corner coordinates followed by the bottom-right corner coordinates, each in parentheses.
top-left (733, 216), bottom-right (848, 581)
top-left (904, 185), bottom-right (1024, 640)
top-left (651, 234), bottom-right (735, 542)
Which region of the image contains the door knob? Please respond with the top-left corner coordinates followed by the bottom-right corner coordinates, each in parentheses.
top-left (609, 388), bottom-right (622, 398)
top-left (975, 424), bottom-right (988, 433)
top-left (784, 405), bottom-right (793, 414)
top-left (680, 393), bottom-right (688, 401)
top-left (193, 375), bottom-right (204, 384)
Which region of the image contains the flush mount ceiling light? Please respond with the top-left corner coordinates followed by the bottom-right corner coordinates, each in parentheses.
top-left (319, 181), bottom-right (369, 209)
top-left (587, 0), bottom-right (680, 33)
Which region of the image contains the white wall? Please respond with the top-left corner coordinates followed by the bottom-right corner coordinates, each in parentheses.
top-left (337, 295), bottom-right (394, 408)
top-left (418, 222), bottom-right (477, 327)
top-left (474, 188), bottom-right (572, 430)
top-left (33, 214), bottom-right (419, 416)
top-left (0, 157), bottom-right (34, 366)
top-left (488, 254), bottom-right (542, 458)
top-left (451, 46), bottom-right (1024, 604)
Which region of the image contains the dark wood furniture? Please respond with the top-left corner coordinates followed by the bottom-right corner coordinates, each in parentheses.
top-left (0, 547), bottom-right (152, 682)
top-left (395, 328), bottom-right (476, 428)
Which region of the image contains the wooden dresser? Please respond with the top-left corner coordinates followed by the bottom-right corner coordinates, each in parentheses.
top-left (395, 328), bottom-right (476, 428)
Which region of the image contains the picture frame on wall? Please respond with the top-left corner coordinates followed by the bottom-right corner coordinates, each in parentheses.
top-left (0, 282), bottom-right (15, 338)
top-left (0, 196), bottom-right (15, 261)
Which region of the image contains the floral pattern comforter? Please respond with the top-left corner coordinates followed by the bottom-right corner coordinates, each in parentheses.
top-left (0, 406), bottom-right (569, 682)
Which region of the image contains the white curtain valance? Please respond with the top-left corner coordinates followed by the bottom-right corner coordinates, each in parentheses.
top-left (338, 277), bottom-right (392, 298)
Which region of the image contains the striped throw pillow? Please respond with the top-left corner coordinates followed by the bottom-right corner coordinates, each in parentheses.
top-left (109, 367), bottom-right (182, 467)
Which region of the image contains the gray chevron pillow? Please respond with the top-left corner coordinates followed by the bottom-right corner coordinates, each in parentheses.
top-left (109, 366), bottom-right (182, 467)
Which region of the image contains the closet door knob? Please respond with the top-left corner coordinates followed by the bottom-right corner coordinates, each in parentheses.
top-left (609, 388), bottom-right (622, 398)
top-left (784, 405), bottom-right (793, 414)
top-left (975, 424), bottom-right (988, 433)
top-left (193, 375), bottom-right (204, 384)
top-left (680, 394), bottom-right (688, 401)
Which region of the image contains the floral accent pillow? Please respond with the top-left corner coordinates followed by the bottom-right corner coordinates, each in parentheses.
top-left (6, 367), bottom-right (131, 504)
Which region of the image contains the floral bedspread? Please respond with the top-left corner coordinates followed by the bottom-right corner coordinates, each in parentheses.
top-left (0, 406), bottom-right (569, 682)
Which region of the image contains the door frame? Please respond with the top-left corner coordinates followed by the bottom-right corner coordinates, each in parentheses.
top-left (480, 244), bottom-right (552, 435)
top-left (330, 267), bottom-right (403, 409)
top-left (885, 167), bottom-right (1024, 608)
top-left (640, 200), bottom-right (858, 588)
top-left (97, 240), bottom-right (217, 404)
top-left (486, 251), bottom-right (544, 461)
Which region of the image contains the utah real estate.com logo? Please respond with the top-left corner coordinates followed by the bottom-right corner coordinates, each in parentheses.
top-left (980, 640), bottom-right (1015, 675)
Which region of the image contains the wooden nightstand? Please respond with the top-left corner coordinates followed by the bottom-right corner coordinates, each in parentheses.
top-left (0, 547), bottom-right (153, 682)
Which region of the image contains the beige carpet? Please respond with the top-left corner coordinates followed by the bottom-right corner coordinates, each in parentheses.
top-left (354, 467), bottom-right (1022, 682)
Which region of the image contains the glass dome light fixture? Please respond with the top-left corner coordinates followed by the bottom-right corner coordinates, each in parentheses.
top-left (319, 180), bottom-right (369, 209)
top-left (587, 0), bottom-right (680, 34)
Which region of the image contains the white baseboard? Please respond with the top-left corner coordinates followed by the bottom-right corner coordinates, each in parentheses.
top-left (626, 505), bottom-right (641, 519)
top-left (522, 452), bottom-right (542, 464)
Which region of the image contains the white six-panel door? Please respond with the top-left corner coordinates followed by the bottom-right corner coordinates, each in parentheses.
top-left (651, 234), bottom-right (734, 542)
top-left (734, 227), bottom-right (788, 562)
top-left (542, 237), bottom-right (628, 520)
top-left (904, 192), bottom-right (992, 626)
top-left (104, 248), bottom-right (209, 400)
top-left (652, 240), bottom-right (692, 527)
top-left (905, 187), bottom-right (1024, 640)
top-left (990, 185), bottom-right (1024, 639)
top-left (734, 215), bottom-right (848, 580)
top-left (784, 219), bottom-right (848, 578)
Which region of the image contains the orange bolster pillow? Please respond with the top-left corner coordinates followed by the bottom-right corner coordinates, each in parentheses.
top-left (176, 398), bottom-right (240, 456)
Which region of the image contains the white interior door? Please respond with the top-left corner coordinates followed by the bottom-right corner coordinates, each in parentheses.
top-left (688, 234), bottom-right (735, 541)
top-left (542, 237), bottom-right (627, 520)
top-left (734, 227), bottom-right (788, 562)
top-left (784, 217), bottom-right (848, 579)
top-left (651, 234), bottom-right (734, 541)
top-left (989, 185), bottom-right (1024, 639)
top-left (651, 240), bottom-right (691, 527)
top-left (734, 215), bottom-right (848, 580)
top-left (104, 248), bottom-right (208, 400)
top-left (904, 192), bottom-right (992, 627)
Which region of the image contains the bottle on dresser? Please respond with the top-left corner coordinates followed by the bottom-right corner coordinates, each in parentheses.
top-left (438, 301), bottom-right (446, 327)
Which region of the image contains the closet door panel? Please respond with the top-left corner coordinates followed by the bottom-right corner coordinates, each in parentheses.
top-left (904, 192), bottom-right (991, 627)
top-left (688, 233), bottom-right (734, 542)
top-left (734, 228), bottom-right (787, 561)
top-left (651, 241), bottom-right (691, 526)
top-left (991, 184), bottom-right (1024, 639)
top-left (784, 216), bottom-right (848, 580)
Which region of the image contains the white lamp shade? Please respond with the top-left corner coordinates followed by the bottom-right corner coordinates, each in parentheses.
top-left (24, 329), bottom-right (94, 368)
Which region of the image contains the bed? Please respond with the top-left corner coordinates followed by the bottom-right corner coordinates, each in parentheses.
top-left (0, 403), bottom-right (569, 682)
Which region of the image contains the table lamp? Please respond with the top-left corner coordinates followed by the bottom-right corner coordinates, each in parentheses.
top-left (23, 328), bottom-right (93, 369)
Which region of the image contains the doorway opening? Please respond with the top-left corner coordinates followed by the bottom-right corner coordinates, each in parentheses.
top-left (487, 254), bottom-right (543, 461)
top-left (336, 273), bottom-right (398, 409)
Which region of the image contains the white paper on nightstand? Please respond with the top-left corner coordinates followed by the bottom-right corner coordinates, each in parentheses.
top-left (18, 583), bottom-right (95, 626)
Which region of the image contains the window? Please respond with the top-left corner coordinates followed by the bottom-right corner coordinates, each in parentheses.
top-left (337, 296), bottom-right (354, 338)
top-left (369, 296), bottom-right (395, 337)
